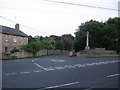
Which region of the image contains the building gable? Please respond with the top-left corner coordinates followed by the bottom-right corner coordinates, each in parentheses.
top-left (0, 25), bottom-right (28, 37)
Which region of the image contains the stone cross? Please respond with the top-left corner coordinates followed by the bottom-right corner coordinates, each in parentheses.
top-left (86, 31), bottom-right (89, 47)
top-left (85, 31), bottom-right (90, 50)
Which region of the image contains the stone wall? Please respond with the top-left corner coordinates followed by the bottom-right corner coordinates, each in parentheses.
top-left (77, 48), bottom-right (116, 57)
top-left (2, 33), bottom-right (28, 53)
top-left (2, 49), bottom-right (67, 59)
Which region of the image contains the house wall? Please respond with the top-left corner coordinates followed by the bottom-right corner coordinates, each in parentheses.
top-left (0, 33), bottom-right (2, 60)
top-left (1, 33), bottom-right (28, 59)
top-left (2, 33), bottom-right (28, 52)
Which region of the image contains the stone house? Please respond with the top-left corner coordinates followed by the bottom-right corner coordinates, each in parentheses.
top-left (0, 24), bottom-right (28, 59)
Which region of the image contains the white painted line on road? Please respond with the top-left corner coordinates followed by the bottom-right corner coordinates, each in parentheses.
top-left (20, 72), bottom-right (30, 74)
top-left (42, 81), bottom-right (79, 89)
top-left (32, 60), bottom-right (34, 62)
top-left (5, 73), bottom-right (16, 76)
top-left (34, 63), bottom-right (47, 71)
top-left (51, 59), bottom-right (65, 62)
top-left (54, 66), bottom-right (66, 70)
top-left (110, 60), bottom-right (118, 63)
top-left (33, 70), bottom-right (42, 73)
top-left (4, 60), bottom-right (119, 76)
top-left (107, 73), bottom-right (120, 78)
top-left (64, 65), bottom-right (75, 68)
top-left (74, 64), bottom-right (86, 68)
top-left (45, 67), bottom-right (56, 71)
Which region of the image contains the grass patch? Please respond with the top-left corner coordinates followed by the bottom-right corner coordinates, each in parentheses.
top-left (1, 53), bottom-right (65, 60)
top-left (86, 54), bottom-right (120, 58)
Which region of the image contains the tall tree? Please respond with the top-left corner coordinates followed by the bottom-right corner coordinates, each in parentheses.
top-left (74, 17), bottom-right (120, 53)
top-left (55, 40), bottom-right (64, 51)
top-left (21, 42), bottom-right (44, 57)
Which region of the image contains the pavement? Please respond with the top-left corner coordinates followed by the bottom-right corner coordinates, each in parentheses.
top-left (2, 55), bottom-right (120, 89)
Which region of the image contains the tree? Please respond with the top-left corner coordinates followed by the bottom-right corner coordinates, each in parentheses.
top-left (41, 38), bottom-right (55, 55)
top-left (34, 35), bottom-right (44, 41)
top-left (63, 38), bottom-right (74, 51)
top-left (55, 40), bottom-right (64, 51)
top-left (21, 42), bottom-right (44, 57)
top-left (102, 17), bottom-right (120, 53)
top-left (28, 35), bottom-right (36, 43)
top-left (74, 17), bottom-right (120, 52)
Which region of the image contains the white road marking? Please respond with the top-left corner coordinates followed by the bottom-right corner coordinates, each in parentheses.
top-left (64, 65), bottom-right (75, 68)
top-left (74, 64), bottom-right (85, 68)
top-left (4, 60), bottom-right (120, 76)
top-left (51, 59), bottom-right (65, 62)
top-left (42, 81), bottom-right (79, 89)
top-left (20, 72), bottom-right (30, 74)
top-left (34, 63), bottom-right (47, 71)
top-left (55, 66), bottom-right (66, 70)
top-left (45, 67), bottom-right (55, 71)
top-left (5, 73), bottom-right (16, 76)
top-left (85, 63), bottom-right (94, 66)
top-left (33, 70), bottom-right (42, 73)
top-left (32, 60), bottom-right (34, 62)
top-left (107, 73), bottom-right (120, 78)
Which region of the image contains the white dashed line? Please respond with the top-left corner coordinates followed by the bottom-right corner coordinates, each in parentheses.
top-left (64, 65), bottom-right (75, 68)
top-left (5, 73), bottom-right (16, 76)
top-left (107, 73), bottom-right (120, 78)
top-left (20, 72), bottom-right (30, 74)
top-left (45, 67), bottom-right (55, 71)
top-left (4, 60), bottom-right (120, 76)
top-left (42, 81), bottom-right (79, 89)
top-left (33, 70), bottom-right (42, 73)
top-left (54, 66), bottom-right (66, 70)
top-left (51, 59), bottom-right (65, 62)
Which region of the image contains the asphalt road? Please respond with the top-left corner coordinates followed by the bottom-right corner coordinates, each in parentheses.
top-left (2, 55), bottom-right (120, 89)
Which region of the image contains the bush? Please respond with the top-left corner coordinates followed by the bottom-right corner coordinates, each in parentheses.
top-left (11, 49), bottom-right (20, 53)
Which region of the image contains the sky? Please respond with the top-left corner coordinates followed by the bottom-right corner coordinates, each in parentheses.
top-left (0, 0), bottom-right (119, 37)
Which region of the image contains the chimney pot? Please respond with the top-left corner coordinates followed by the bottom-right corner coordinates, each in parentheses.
top-left (15, 23), bottom-right (19, 30)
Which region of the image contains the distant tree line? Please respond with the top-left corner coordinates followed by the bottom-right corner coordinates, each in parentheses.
top-left (21, 17), bottom-right (120, 56)
top-left (21, 34), bottom-right (74, 56)
top-left (74, 17), bottom-right (120, 53)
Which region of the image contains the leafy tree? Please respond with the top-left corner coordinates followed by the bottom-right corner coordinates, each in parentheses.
top-left (103, 17), bottom-right (120, 53)
top-left (34, 35), bottom-right (44, 41)
top-left (55, 40), bottom-right (64, 51)
top-left (28, 35), bottom-right (36, 43)
top-left (41, 38), bottom-right (55, 55)
top-left (21, 42), bottom-right (44, 57)
top-left (74, 17), bottom-right (120, 53)
top-left (62, 34), bottom-right (74, 40)
top-left (63, 38), bottom-right (74, 51)
top-left (75, 20), bottom-right (104, 50)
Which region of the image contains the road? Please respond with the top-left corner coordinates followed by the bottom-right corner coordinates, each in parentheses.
top-left (2, 55), bottom-right (120, 89)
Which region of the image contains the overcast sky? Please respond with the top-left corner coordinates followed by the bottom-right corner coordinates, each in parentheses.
top-left (0, 0), bottom-right (119, 37)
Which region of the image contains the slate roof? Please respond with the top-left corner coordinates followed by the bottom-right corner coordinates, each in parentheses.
top-left (0, 25), bottom-right (28, 37)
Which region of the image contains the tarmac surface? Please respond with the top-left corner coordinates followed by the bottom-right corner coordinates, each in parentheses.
top-left (2, 55), bottom-right (120, 89)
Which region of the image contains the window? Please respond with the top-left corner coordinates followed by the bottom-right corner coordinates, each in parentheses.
top-left (5, 47), bottom-right (8, 52)
top-left (14, 39), bottom-right (17, 42)
top-left (14, 47), bottom-right (16, 49)
top-left (5, 40), bottom-right (8, 43)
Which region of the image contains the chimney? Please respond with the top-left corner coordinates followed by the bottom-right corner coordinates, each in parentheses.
top-left (15, 23), bottom-right (19, 30)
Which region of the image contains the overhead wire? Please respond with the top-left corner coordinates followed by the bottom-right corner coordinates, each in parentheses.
top-left (0, 0), bottom-right (118, 12)
top-left (43, 0), bottom-right (118, 11)
top-left (0, 15), bottom-right (51, 35)
top-left (0, 0), bottom-right (118, 36)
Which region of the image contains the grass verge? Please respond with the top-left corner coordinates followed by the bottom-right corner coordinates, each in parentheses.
top-left (1, 53), bottom-right (65, 60)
